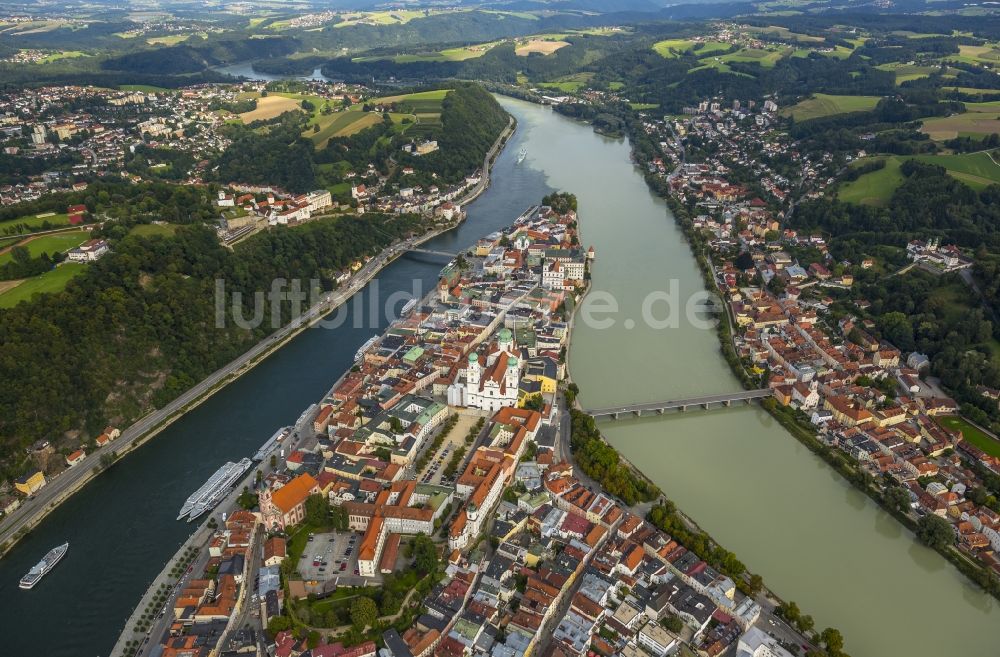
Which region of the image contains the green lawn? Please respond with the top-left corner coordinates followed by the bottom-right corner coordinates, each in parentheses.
top-left (936, 415), bottom-right (1000, 457)
top-left (836, 156), bottom-right (905, 206)
top-left (783, 93), bottom-right (881, 121)
top-left (0, 263), bottom-right (85, 308)
top-left (0, 230), bottom-right (89, 265)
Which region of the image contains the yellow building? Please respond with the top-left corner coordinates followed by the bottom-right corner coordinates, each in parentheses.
top-left (15, 470), bottom-right (46, 495)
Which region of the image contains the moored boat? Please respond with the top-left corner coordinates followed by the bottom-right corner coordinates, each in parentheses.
top-left (19, 542), bottom-right (68, 590)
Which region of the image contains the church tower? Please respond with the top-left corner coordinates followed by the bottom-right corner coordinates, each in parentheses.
top-left (467, 352), bottom-right (481, 388)
top-left (497, 327), bottom-right (514, 354)
top-left (505, 355), bottom-right (519, 392)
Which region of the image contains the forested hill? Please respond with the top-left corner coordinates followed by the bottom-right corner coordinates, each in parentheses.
top-left (212, 82), bottom-right (508, 194)
top-left (0, 212), bottom-right (426, 480)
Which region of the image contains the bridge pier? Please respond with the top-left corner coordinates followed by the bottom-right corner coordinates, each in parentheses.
top-left (612, 412), bottom-right (619, 420)
top-left (724, 399), bottom-right (731, 407)
top-left (702, 403), bottom-right (709, 410)
top-left (679, 405), bottom-right (687, 412)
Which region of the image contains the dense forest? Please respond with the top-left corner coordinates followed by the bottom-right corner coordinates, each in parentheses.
top-left (0, 212), bottom-right (426, 479)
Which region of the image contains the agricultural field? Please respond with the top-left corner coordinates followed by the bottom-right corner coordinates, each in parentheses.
top-left (515, 39), bottom-right (569, 56)
top-left (936, 416), bottom-right (1000, 457)
top-left (912, 150), bottom-right (1000, 189)
top-left (0, 263), bottom-right (85, 309)
top-left (717, 47), bottom-right (789, 68)
top-left (836, 156), bottom-right (905, 206)
top-left (943, 44), bottom-right (1000, 69)
top-left (372, 89), bottom-right (450, 105)
top-left (0, 230), bottom-right (90, 266)
top-left (0, 212), bottom-right (72, 233)
top-left (36, 50), bottom-right (88, 63)
top-left (839, 151), bottom-right (1000, 201)
top-left (875, 62), bottom-right (939, 84)
top-left (782, 93), bottom-right (881, 121)
top-left (653, 38), bottom-right (729, 58)
top-left (238, 95), bottom-right (304, 123)
top-left (332, 9), bottom-right (445, 29)
top-left (920, 111), bottom-right (1000, 140)
top-left (355, 41), bottom-right (502, 64)
top-left (146, 34), bottom-right (190, 45)
top-left (538, 73), bottom-right (593, 93)
top-left (746, 25), bottom-right (824, 43)
top-left (308, 109), bottom-right (387, 148)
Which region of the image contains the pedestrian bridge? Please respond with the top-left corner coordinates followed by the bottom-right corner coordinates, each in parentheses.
top-left (585, 388), bottom-right (772, 419)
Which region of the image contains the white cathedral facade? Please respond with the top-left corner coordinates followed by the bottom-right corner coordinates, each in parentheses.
top-left (447, 327), bottom-right (520, 412)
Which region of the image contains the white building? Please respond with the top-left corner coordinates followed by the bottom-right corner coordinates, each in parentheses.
top-left (737, 627), bottom-right (795, 657)
top-left (447, 328), bottom-right (520, 412)
top-left (66, 239), bottom-right (109, 262)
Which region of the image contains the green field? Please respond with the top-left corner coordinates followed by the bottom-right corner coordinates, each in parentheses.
top-left (783, 93), bottom-right (881, 121)
top-left (0, 262), bottom-right (85, 308)
top-left (718, 47), bottom-right (789, 68)
top-left (373, 89), bottom-right (450, 105)
top-left (538, 73), bottom-right (593, 93)
top-left (652, 38), bottom-right (730, 58)
top-left (37, 50), bottom-right (88, 63)
top-left (875, 62), bottom-right (938, 84)
top-left (308, 109), bottom-right (386, 148)
top-left (936, 415), bottom-right (1000, 457)
top-left (912, 150), bottom-right (1000, 189)
top-left (836, 157), bottom-right (905, 206)
top-left (129, 223), bottom-right (179, 238)
top-left (119, 84), bottom-right (170, 93)
top-left (920, 111), bottom-right (1000, 140)
top-left (0, 212), bottom-right (72, 232)
top-left (0, 230), bottom-right (89, 265)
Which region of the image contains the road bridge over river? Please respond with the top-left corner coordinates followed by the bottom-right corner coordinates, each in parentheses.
top-left (586, 388), bottom-right (772, 418)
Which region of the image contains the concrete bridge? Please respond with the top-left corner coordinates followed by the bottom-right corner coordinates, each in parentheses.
top-left (585, 388), bottom-right (772, 419)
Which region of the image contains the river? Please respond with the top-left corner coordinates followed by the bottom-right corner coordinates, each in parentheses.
top-left (0, 97), bottom-right (996, 657)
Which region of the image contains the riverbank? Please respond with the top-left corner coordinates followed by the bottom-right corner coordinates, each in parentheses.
top-left (0, 115), bottom-right (516, 561)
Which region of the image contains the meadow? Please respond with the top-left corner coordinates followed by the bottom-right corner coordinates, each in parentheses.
top-left (0, 263), bottom-right (85, 308)
top-left (782, 94), bottom-right (880, 121)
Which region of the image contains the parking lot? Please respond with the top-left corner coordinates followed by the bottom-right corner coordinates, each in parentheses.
top-left (297, 531), bottom-right (361, 583)
top-left (418, 411), bottom-right (484, 486)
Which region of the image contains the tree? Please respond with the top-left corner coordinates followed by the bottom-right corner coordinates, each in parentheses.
top-left (820, 627), bottom-right (845, 654)
top-left (748, 573), bottom-right (764, 595)
top-left (661, 615), bottom-right (683, 633)
top-left (734, 250), bottom-right (755, 271)
top-left (350, 596), bottom-right (378, 629)
top-left (410, 534), bottom-right (439, 574)
top-left (304, 493), bottom-right (331, 526)
top-left (267, 615), bottom-right (291, 634)
top-left (237, 486), bottom-right (258, 510)
top-left (779, 600), bottom-right (801, 623)
top-left (884, 486), bottom-right (911, 513)
top-left (915, 514), bottom-right (955, 550)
